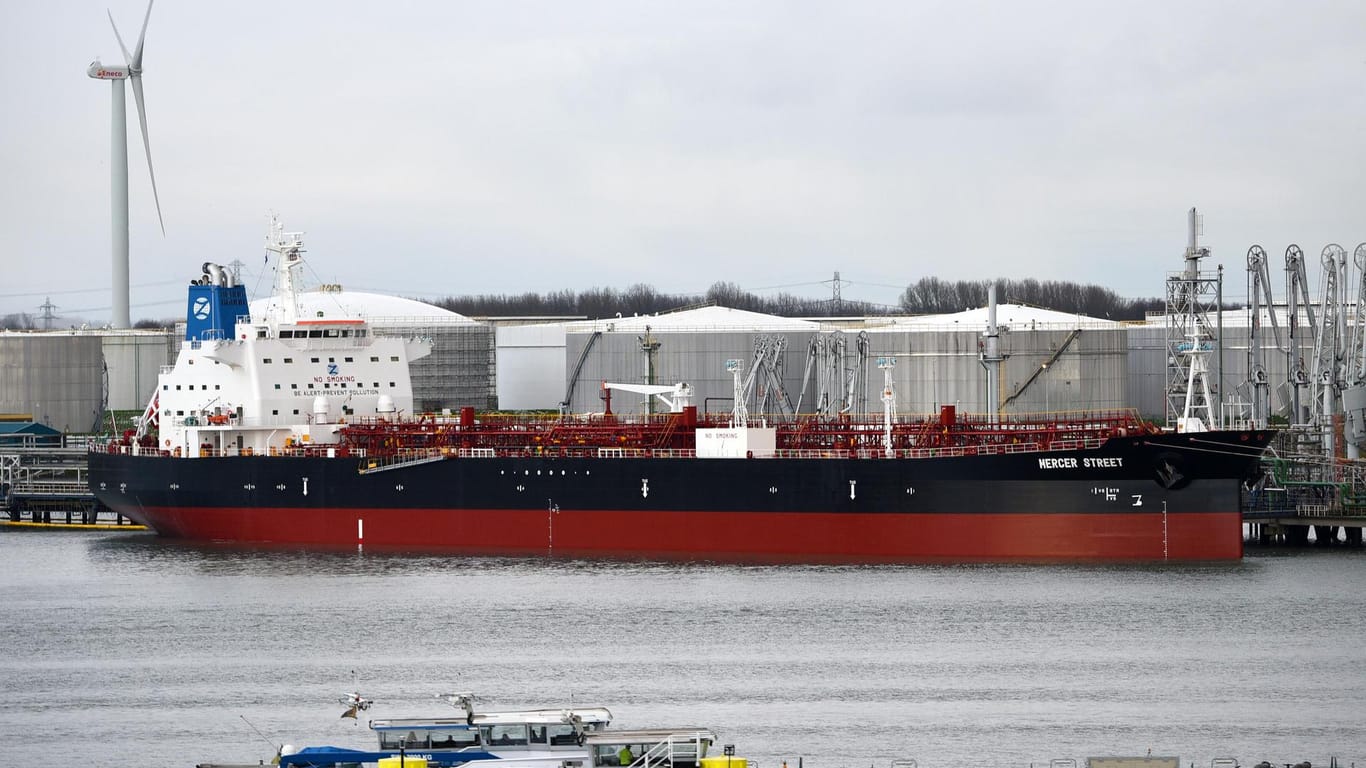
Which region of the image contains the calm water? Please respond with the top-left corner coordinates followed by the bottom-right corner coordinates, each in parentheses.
top-left (1, 529), bottom-right (1363, 768)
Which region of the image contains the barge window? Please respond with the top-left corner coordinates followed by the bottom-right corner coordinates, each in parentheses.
top-left (263, 358), bottom-right (272, 364)
top-left (428, 729), bottom-right (479, 749)
top-left (309, 330), bottom-right (322, 338)
top-left (390, 356), bottom-right (400, 362)
top-left (291, 384), bottom-right (298, 390)
top-left (345, 357), bottom-right (353, 363)
top-left (484, 724), bottom-right (528, 746)
top-left (379, 731), bottom-right (431, 750)
top-left (284, 358), bottom-right (293, 364)
top-left (329, 357), bottom-right (335, 363)
top-left (371, 356), bottom-right (379, 362)
top-left (274, 384), bottom-right (281, 390)
top-left (548, 723), bottom-right (579, 745)
top-left (310, 357), bottom-right (320, 363)
top-left (529, 726), bottom-right (548, 745)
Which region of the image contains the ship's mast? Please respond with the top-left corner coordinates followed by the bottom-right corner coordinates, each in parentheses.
top-left (1166, 207), bottom-right (1222, 431)
top-left (980, 283), bottom-right (1004, 425)
top-left (265, 214), bottom-right (308, 325)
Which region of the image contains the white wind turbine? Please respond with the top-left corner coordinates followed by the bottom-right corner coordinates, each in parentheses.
top-left (87, 0), bottom-right (164, 329)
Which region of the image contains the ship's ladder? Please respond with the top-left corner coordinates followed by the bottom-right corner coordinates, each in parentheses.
top-left (357, 448), bottom-right (446, 474)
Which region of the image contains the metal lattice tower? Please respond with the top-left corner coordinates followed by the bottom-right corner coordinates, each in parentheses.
top-left (38, 297), bottom-right (59, 330)
top-left (1165, 207), bottom-right (1223, 429)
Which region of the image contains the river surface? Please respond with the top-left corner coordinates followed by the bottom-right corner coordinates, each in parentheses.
top-left (1, 529), bottom-right (1363, 768)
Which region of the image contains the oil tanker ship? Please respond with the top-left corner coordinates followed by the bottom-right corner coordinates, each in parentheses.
top-left (88, 223), bottom-right (1273, 561)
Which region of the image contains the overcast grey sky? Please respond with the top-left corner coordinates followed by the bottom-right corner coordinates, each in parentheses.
top-left (2, 0), bottom-right (1363, 324)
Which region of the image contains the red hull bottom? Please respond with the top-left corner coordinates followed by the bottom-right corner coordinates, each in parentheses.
top-left (126, 506), bottom-right (1244, 562)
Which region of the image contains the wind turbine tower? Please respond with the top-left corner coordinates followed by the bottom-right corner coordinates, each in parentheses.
top-left (87, 0), bottom-right (164, 329)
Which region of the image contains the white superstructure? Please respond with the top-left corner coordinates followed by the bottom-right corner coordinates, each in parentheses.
top-left (144, 221), bottom-right (432, 458)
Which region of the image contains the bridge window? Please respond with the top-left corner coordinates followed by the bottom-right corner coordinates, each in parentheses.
top-left (284, 358), bottom-right (293, 364)
top-left (263, 358), bottom-right (272, 364)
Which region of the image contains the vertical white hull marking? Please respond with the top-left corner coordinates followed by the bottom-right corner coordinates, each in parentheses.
top-left (641, 479), bottom-right (650, 498)
top-left (1161, 500), bottom-right (1169, 561)
top-left (849, 480), bottom-right (857, 500)
top-left (357, 518), bottom-right (364, 542)
top-left (302, 477), bottom-right (309, 496)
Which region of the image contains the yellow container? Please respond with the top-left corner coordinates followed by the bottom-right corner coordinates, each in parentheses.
top-left (377, 758), bottom-right (428, 768)
top-left (701, 757), bottom-right (746, 768)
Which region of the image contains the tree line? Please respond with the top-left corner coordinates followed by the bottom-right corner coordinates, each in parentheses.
top-left (434, 278), bottom-right (1163, 321)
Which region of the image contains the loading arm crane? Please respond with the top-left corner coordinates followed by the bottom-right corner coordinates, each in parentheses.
top-left (1310, 244), bottom-right (1347, 455)
top-left (1285, 245), bottom-right (1317, 424)
top-left (1246, 245), bottom-right (1286, 428)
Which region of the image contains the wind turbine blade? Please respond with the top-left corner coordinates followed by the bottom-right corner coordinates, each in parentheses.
top-left (108, 10), bottom-right (133, 65)
top-left (130, 75), bottom-right (166, 236)
top-left (131, 0), bottom-right (155, 69)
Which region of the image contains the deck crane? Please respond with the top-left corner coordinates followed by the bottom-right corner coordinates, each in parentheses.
top-left (1342, 243), bottom-right (1366, 457)
top-left (1285, 245), bottom-right (1317, 424)
top-left (1246, 245), bottom-right (1285, 428)
top-left (1310, 244), bottom-right (1348, 454)
top-left (600, 382), bottom-right (694, 414)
